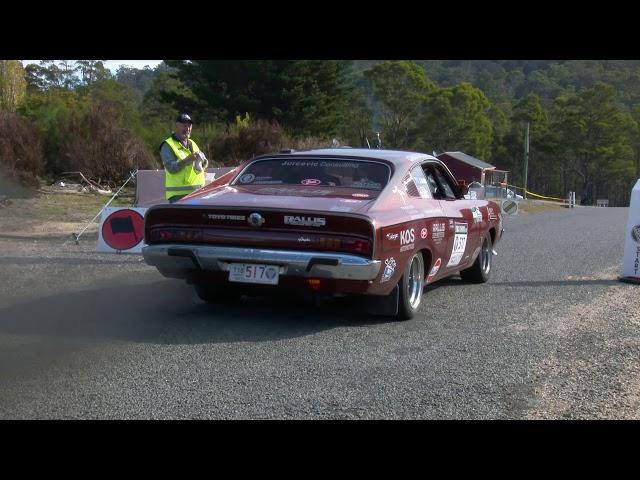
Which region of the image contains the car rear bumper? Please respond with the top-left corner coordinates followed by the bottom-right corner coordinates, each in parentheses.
top-left (142, 244), bottom-right (381, 281)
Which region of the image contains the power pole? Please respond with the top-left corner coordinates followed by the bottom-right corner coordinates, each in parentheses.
top-left (523, 121), bottom-right (530, 200)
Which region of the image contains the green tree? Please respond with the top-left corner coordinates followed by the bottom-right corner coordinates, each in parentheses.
top-left (551, 83), bottom-right (636, 204)
top-left (418, 82), bottom-right (493, 159)
top-left (0, 60), bottom-right (27, 111)
top-left (363, 60), bottom-right (435, 148)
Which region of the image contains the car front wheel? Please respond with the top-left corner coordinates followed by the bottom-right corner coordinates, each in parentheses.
top-left (397, 252), bottom-right (425, 320)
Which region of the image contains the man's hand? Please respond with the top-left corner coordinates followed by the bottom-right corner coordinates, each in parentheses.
top-left (182, 153), bottom-right (198, 164)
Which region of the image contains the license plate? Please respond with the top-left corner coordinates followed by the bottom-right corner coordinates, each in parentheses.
top-left (228, 263), bottom-right (279, 285)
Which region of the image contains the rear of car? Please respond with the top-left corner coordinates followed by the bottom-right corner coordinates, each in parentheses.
top-left (142, 155), bottom-right (392, 297)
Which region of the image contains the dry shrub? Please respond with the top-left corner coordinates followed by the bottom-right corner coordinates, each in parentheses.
top-left (202, 119), bottom-right (332, 166)
top-left (0, 111), bottom-right (45, 189)
top-left (59, 101), bottom-right (158, 186)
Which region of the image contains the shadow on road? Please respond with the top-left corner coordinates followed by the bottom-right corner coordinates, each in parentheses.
top-left (0, 278), bottom-right (393, 347)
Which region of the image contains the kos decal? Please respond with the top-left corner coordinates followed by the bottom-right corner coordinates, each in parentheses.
top-left (432, 222), bottom-right (446, 243)
top-left (421, 227), bottom-right (428, 239)
top-left (284, 215), bottom-right (326, 227)
top-left (447, 223), bottom-right (468, 267)
top-left (381, 257), bottom-right (397, 283)
top-left (427, 258), bottom-right (442, 283)
top-left (400, 228), bottom-right (415, 252)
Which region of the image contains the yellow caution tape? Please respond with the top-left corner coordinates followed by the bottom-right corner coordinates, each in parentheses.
top-left (498, 183), bottom-right (567, 202)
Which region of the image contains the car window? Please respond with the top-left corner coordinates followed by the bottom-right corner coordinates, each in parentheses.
top-left (423, 164), bottom-right (457, 200)
top-left (432, 165), bottom-right (457, 199)
top-left (410, 165), bottom-right (433, 199)
top-left (233, 158), bottom-right (391, 190)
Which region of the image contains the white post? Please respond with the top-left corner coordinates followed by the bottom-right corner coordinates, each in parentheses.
top-left (620, 179), bottom-right (640, 284)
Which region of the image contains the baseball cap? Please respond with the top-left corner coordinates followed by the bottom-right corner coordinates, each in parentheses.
top-left (176, 113), bottom-right (193, 124)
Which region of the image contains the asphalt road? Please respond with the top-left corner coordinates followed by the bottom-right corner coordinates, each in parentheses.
top-left (0, 206), bottom-right (638, 419)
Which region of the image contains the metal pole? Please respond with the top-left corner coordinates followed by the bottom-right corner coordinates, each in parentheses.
top-left (523, 122), bottom-right (529, 200)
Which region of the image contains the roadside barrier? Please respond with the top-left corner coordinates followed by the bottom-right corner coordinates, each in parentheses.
top-left (620, 178), bottom-right (640, 284)
top-left (497, 183), bottom-right (568, 203)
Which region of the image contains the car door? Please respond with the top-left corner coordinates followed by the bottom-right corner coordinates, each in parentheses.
top-left (422, 162), bottom-right (480, 272)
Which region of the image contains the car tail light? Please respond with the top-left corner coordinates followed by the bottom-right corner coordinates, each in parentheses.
top-left (149, 227), bottom-right (203, 243)
top-left (307, 279), bottom-right (321, 290)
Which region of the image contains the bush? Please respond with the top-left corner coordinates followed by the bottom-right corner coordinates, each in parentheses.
top-left (59, 100), bottom-right (158, 185)
top-left (200, 118), bottom-right (331, 166)
top-left (0, 111), bottom-right (45, 189)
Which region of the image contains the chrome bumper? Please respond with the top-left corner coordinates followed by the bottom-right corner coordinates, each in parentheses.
top-left (142, 244), bottom-right (381, 281)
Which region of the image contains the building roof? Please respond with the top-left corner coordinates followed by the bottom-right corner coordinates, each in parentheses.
top-left (438, 151), bottom-right (495, 170)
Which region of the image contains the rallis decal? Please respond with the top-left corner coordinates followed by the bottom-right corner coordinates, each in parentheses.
top-left (284, 215), bottom-right (326, 227)
top-left (381, 257), bottom-right (396, 283)
top-left (432, 222), bottom-right (446, 243)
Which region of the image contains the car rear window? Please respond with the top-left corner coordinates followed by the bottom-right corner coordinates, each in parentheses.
top-left (233, 158), bottom-right (391, 190)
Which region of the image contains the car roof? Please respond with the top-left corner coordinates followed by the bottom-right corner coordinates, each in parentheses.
top-left (259, 148), bottom-right (436, 168)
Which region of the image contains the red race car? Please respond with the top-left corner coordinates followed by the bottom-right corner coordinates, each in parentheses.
top-left (142, 149), bottom-right (504, 320)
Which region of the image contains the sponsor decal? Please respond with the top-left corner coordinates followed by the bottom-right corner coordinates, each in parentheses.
top-left (386, 232), bottom-right (399, 241)
top-left (301, 178), bottom-right (321, 186)
top-left (265, 268), bottom-right (277, 280)
top-left (340, 199), bottom-right (363, 203)
top-left (632, 224), bottom-right (640, 243)
top-left (284, 215), bottom-right (326, 227)
top-left (421, 227), bottom-right (428, 239)
top-left (352, 193), bottom-right (370, 198)
top-left (427, 257), bottom-right (442, 283)
top-left (381, 257), bottom-right (396, 283)
top-left (258, 187), bottom-right (332, 196)
top-left (447, 222), bottom-right (468, 267)
top-left (391, 185), bottom-right (407, 205)
top-left (206, 214), bottom-right (246, 221)
top-left (298, 236), bottom-right (311, 243)
top-left (471, 207), bottom-right (482, 223)
top-left (635, 246), bottom-right (640, 275)
top-left (488, 207), bottom-right (498, 221)
top-left (239, 173), bottom-right (255, 183)
top-left (399, 228), bottom-right (415, 252)
top-left (432, 222), bottom-right (446, 243)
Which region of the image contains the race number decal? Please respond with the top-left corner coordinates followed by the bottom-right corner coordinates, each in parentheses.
top-left (447, 223), bottom-right (468, 267)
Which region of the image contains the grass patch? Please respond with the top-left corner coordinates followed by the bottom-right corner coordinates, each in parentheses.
top-left (0, 183), bottom-right (135, 234)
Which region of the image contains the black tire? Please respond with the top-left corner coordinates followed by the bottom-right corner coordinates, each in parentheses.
top-left (460, 232), bottom-right (492, 283)
top-left (396, 252), bottom-right (425, 320)
top-left (194, 283), bottom-right (241, 304)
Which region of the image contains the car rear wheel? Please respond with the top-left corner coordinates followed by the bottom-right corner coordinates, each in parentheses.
top-left (396, 252), bottom-right (425, 320)
top-left (194, 283), bottom-right (241, 304)
top-left (460, 232), bottom-right (492, 283)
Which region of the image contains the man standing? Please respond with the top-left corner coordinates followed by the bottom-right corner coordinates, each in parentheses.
top-left (161, 113), bottom-right (208, 203)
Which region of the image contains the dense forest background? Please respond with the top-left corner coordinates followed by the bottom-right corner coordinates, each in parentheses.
top-left (1, 59), bottom-right (639, 206)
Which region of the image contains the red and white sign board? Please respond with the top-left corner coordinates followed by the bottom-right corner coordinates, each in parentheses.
top-left (620, 178), bottom-right (640, 283)
top-left (96, 207), bottom-right (148, 254)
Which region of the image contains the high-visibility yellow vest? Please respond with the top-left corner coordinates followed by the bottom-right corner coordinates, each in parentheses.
top-left (163, 136), bottom-right (205, 200)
